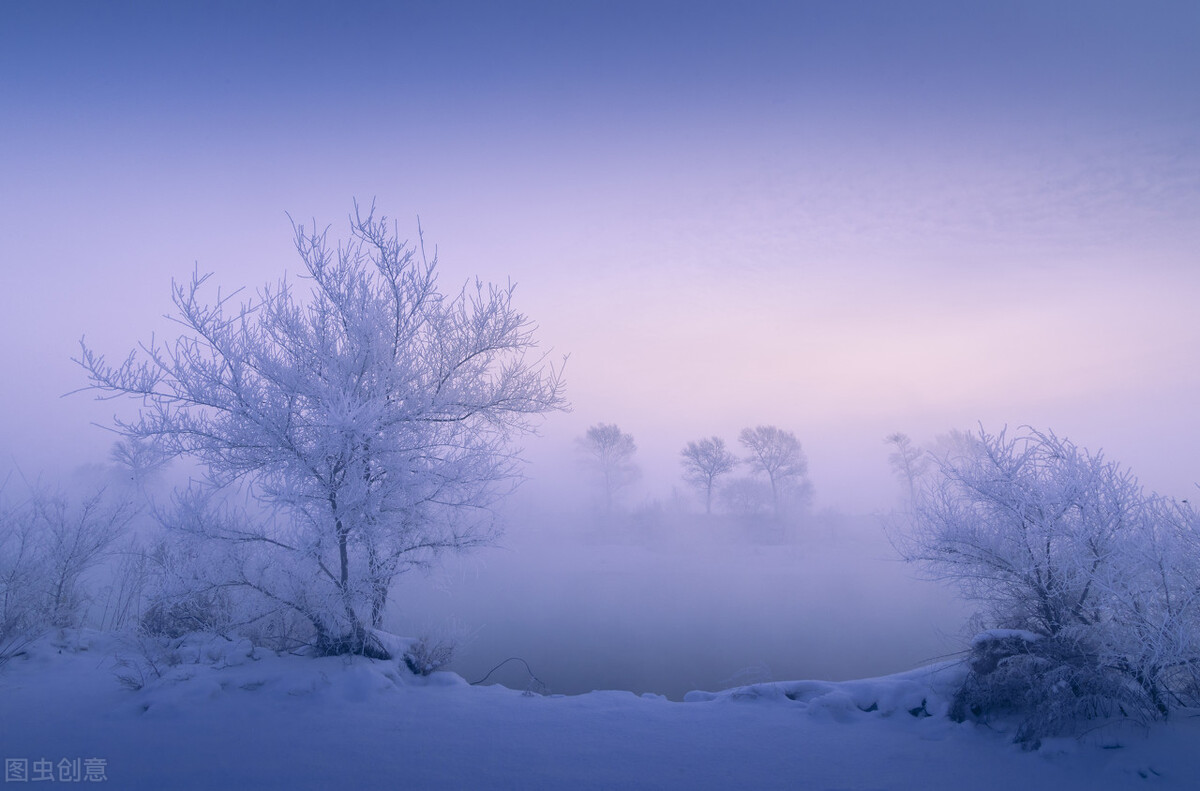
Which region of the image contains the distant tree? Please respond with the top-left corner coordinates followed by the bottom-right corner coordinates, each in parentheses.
top-left (76, 203), bottom-right (566, 657)
top-left (719, 476), bottom-right (772, 518)
top-left (680, 437), bottom-right (738, 514)
top-left (883, 432), bottom-right (929, 505)
top-left (109, 438), bottom-right (169, 491)
top-left (578, 423), bottom-right (639, 514)
top-left (927, 428), bottom-right (983, 465)
top-left (738, 426), bottom-right (810, 516)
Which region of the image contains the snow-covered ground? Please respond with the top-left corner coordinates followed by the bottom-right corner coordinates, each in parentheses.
top-left (3, 630), bottom-right (1198, 790)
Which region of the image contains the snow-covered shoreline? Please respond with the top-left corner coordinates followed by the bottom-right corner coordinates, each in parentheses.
top-left (3, 630), bottom-right (1195, 790)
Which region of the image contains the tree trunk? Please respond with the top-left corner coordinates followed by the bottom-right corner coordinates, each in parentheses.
top-left (366, 540), bottom-right (390, 629)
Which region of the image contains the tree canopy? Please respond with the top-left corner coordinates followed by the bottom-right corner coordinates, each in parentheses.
top-left (77, 204), bottom-right (566, 655)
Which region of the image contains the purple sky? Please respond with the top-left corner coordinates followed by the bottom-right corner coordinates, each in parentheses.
top-left (2, 1), bottom-right (1198, 510)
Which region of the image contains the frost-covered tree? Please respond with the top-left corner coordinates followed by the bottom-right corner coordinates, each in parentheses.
top-left (36, 488), bottom-right (137, 628)
top-left (899, 426), bottom-right (1200, 739)
top-left (738, 426), bottom-right (810, 516)
top-left (109, 437), bottom-right (169, 492)
top-left (577, 423), bottom-right (639, 514)
top-left (903, 427), bottom-right (1145, 639)
top-left (680, 437), bottom-right (738, 514)
top-left (884, 432), bottom-right (929, 506)
top-left (0, 483), bottom-right (134, 661)
top-left (0, 495), bottom-right (44, 663)
top-left (76, 204), bottom-right (566, 656)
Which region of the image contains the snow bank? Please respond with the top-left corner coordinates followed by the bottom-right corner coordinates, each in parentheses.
top-left (3, 630), bottom-right (1199, 790)
top-left (684, 660), bottom-right (966, 720)
top-left (99, 629), bottom-right (469, 717)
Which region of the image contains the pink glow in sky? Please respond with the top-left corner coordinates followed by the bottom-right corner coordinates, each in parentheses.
top-left (2, 1), bottom-right (1198, 510)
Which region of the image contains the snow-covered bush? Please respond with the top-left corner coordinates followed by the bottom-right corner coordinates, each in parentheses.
top-left (131, 531), bottom-right (234, 639)
top-left (403, 635), bottom-right (454, 676)
top-left (140, 590), bottom-right (233, 640)
top-left (112, 635), bottom-right (183, 690)
top-left (93, 540), bottom-right (153, 632)
top-left (113, 631), bottom-right (258, 691)
top-left (899, 427), bottom-right (1200, 741)
top-left (951, 631), bottom-right (1145, 746)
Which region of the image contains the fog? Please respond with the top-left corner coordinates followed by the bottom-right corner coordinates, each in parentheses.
top-left (2, 2), bottom-right (1199, 697)
top-left (388, 499), bottom-right (970, 700)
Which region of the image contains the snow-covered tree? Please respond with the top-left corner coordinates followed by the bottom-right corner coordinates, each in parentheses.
top-left (76, 204), bottom-right (566, 656)
top-left (577, 423), bottom-right (639, 514)
top-left (0, 482), bottom-right (134, 661)
top-left (0, 495), bottom-right (44, 663)
top-left (36, 488), bottom-right (137, 627)
top-left (109, 437), bottom-right (169, 493)
top-left (899, 426), bottom-right (1200, 738)
top-left (738, 426), bottom-right (810, 516)
top-left (680, 437), bottom-right (738, 515)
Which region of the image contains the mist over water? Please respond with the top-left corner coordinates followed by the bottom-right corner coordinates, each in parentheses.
top-left (390, 486), bottom-right (969, 701)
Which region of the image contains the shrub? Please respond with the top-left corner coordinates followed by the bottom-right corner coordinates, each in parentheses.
top-left (900, 427), bottom-right (1200, 741)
